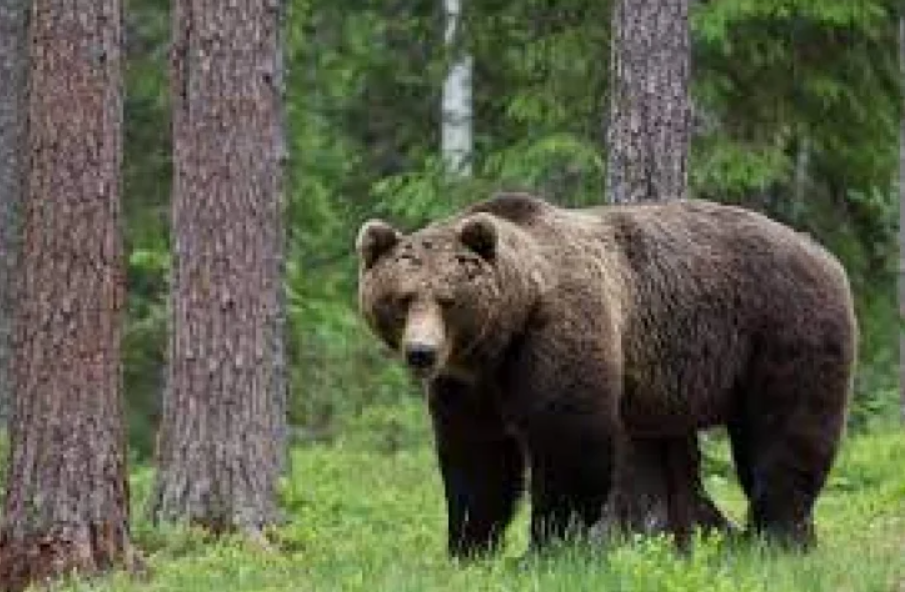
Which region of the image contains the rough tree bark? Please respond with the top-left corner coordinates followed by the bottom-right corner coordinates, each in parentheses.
top-left (606, 0), bottom-right (690, 203)
top-left (0, 0), bottom-right (29, 424)
top-left (151, 0), bottom-right (287, 533)
top-left (0, 0), bottom-right (136, 589)
top-left (604, 0), bottom-right (731, 542)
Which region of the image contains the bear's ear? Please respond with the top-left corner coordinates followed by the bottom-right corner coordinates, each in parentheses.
top-left (459, 214), bottom-right (497, 261)
top-left (356, 219), bottom-right (401, 270)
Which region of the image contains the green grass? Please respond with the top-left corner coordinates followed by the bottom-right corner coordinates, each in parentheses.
top-left (62, 410), bottom-right (905, 591)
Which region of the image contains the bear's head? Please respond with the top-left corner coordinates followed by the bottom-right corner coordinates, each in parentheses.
top-left (355, 213), bottom-right (506, 379)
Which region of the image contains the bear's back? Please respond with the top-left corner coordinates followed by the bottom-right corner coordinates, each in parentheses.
top-left (604, 199), bottom-right (849, 298)
top-left (466, 192), bottom-right (850, 308)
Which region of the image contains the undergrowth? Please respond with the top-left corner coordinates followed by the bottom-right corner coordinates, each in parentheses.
top-left (60, 405), bottom-right (905, 591)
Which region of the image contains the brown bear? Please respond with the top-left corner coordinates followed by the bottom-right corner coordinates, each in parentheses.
top-left (355, 192), bottom-right (856, 558)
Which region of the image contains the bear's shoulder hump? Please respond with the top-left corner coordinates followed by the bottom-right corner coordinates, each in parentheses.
top-left (466, 192), bottom-right (552, 226)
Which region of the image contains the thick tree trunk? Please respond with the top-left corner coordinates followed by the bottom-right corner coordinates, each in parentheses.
top-left (151, 0), bottom-right (286, 532)
top-left (0, 0), bottom-right (135, 589)
top-left (0, 0), bottom-right (29, 425)
top-left (604, 0), bottom-right (731, 542)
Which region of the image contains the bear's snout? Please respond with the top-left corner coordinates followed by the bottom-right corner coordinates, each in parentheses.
top-left (405, 342), bottom-right (438, 371)
top-left (402, 302), bottom-right (447, 376)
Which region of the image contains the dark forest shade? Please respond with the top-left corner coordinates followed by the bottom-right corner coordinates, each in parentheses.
top-left (0, 0), bottom-right (136, 589)
top-left (150, 0), bottom-right (287, 532)
top-left (899, 11), bottom-right (905, 422)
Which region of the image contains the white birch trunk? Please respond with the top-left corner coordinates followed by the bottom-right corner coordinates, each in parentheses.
top-left (441, 0), bottom-right (472, 176)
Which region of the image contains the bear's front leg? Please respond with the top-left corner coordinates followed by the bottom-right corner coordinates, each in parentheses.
top-left (500, 311), bottom-right (624, 551)
top-left (428, 376), bottom-right (525, 559)
top-left (525, 409), bottom-right (618, 549)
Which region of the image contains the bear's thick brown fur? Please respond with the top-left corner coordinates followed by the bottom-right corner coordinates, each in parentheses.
top-left (356, 193), bottom-right (856, 557)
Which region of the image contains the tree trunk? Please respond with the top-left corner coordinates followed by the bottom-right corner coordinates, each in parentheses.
top-left (441, 0), bottom-right (472, 176)
top-left (0, 0), bottom-right (136, 589)
top-left (151, 0), bottom-right (286, 533)
top-left (0, 0), bottom-right (29, 425)
top-left (604, 0), bottom-right (732, 543)
top-left (606, 0), bottom-right (690, 203)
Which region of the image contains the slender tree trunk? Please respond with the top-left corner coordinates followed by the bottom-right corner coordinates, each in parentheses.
top-left (151, 0), bottom-right (286, 533)
top-left (0, 0), bottom-right (29, 425)
top-left (604, 0), bottom-right (731, 542)
top-left (441, 0), bottom-right (472, 176)
top-left (0, 0), bottom-right (135, 589)
top-left (899, 12), bottom-right (904, 424)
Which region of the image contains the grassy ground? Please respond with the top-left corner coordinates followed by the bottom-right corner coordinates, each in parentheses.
top-left (62, 407), bottom-right (905, 591)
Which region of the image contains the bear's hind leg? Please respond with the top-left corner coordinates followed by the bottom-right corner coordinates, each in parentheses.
top-left (429, 377), bottom-right (525, 559)
top-left (736, 339), bottom-right (850, 548)
top-left (744, 430), bottom-right (830, 548)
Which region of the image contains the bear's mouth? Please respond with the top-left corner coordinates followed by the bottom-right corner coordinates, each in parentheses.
top-left (409, 366), bottom-right (437, 381)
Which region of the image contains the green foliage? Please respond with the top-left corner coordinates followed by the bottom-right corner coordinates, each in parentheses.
top-left (57, 430), bottom-right (905, 591)
top-left (118, 0), bottom-right (902, 457)
top-left (122, 0), bottom-right (172, 458)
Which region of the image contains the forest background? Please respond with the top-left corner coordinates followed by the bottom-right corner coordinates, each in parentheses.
top-left (122, 0), bottom-right (900, 457)
top-left (0, 0), bottom-right (898, 589)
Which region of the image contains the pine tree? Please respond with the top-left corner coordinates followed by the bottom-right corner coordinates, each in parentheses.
top-left (0, 0), bottom-right (136, 588)
top-left (151, 0), bottom-right (287, 535)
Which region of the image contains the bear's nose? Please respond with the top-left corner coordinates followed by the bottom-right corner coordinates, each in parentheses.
top-left (405, 343), bottom-right (437, 371)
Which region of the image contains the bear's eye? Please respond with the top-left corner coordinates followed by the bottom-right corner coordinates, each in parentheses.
top-left (393, 292), bottom-right (415, 309)
top-left (437, 294), bottom-right (455, 308)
